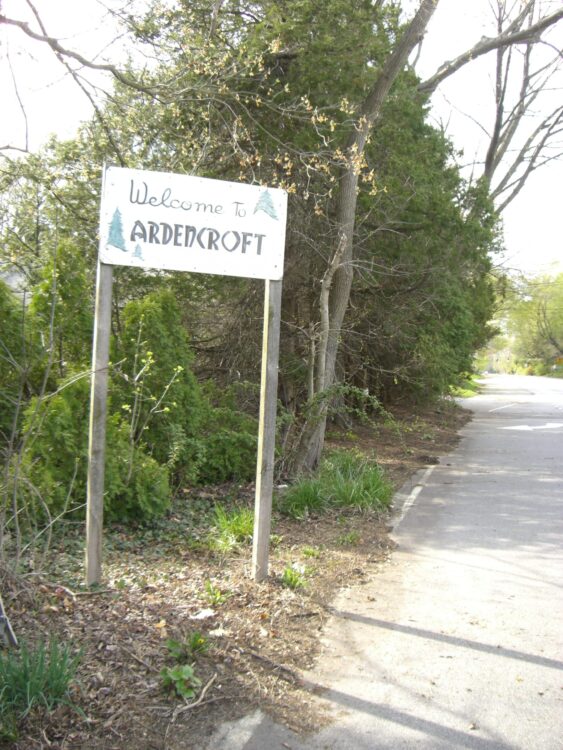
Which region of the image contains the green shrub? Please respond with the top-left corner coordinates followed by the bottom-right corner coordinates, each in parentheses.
top-left (112, 294), bottom-right (259, 489)
top-left (0, 280), bottom-right (36, 444)
top-left (197, 382), bottom-right (258, 484)
top-left (27, 241), bottom-right (94, 371)
top-left (0, 281), bottom-right (21, 440)
top-left (112, 289), bottom-right (204, 486)
top-left (279, 449), bottom-right (392, 519)
top-left (198, 410), bottom-right (257, 484)
top-left (20, 375), bottom-right (170, 521)
top-left (0, 637), bottom-right (81, 736)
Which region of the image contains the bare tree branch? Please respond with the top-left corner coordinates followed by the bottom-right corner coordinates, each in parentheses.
top-left (5, 46), bottom-right (30, 152)
top-left (419, 5), bottom-right (563, 95)
top-left (0, 12), bottom-right (159, 94)
top-left (493, 106), bottom-right (563, 211)
top-left (23, 0), bottom-right (127, 166)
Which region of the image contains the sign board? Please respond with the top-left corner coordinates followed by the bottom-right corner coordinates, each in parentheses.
top-left (99, 166), bottom-right (287, 280)
top-left (87, 165), bottom-right (286, 586)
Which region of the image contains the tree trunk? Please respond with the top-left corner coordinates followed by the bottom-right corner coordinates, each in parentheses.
top-left (292, 0), bottom-right (440, 473)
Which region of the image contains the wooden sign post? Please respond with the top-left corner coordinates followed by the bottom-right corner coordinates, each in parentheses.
top-left (252, 279), bottom-right (282, 582)
top-left (85, 261), bottom-right (113, 585)
top-left (86, 166), bottom-right (287, 585)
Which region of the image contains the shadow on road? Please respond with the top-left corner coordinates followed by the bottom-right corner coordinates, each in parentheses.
top-left (310, 687), bottom-right (516, 750)
top-left (327, 609), bottom-right (563, 672)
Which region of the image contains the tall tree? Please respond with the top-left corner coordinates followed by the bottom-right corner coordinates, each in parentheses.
top-left (292, 0), bottom-right (440, 470)
top-left (294, 0), bottom-right (563, 470)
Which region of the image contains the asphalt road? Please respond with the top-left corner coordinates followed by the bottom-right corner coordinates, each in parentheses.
top-left (207, 375), bottom-right (563, 749)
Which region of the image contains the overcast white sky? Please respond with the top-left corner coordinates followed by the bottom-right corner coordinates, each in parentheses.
top-left (1, 0), bottom-right (562, 277)
top-left (416, 0), bottom-right (563, 277)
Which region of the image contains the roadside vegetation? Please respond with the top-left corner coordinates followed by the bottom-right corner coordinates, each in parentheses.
top-left (479, 273), bottom-right (563, 377)
top-left (1, 403), bottom-right (467, 746)
top-left (450, 375), bottom-right (482, 398)
top-left (278, 450), bottom-right (393, 519)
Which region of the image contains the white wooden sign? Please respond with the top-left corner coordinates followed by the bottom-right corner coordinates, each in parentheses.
top-left (99, 166), bottom-right (287, 280)
top-left (86, 166), bottom-right (286, 586)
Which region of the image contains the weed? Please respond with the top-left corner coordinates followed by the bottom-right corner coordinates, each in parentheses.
top-left (166, 632), bottom-right (210, 661)
top-left (0, 637), bottom-right (81, 736)
top-left (161, 632), bottom-right (205, 701)
top-left (186, 631), bottom-right (209, 656)
top-left (281, 565), bottom-right (306, 590)
top-left (302, 545), bottom-right (321, 558)
top-left (207, 505), bottom-right (254, 553)
top-left (337, 530), bottom-right (361, 546)
top-left (270, 533), bottom-right (283, 548)
top-left (203, 579), bottom-right (230, 606)
top-left (161, 664), bottom-right (201, 700)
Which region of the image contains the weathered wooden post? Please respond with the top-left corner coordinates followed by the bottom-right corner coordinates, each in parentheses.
top-left (252, 279), bottom-right (282, 582)
top-left (85, 260), bottom-right (113, 585)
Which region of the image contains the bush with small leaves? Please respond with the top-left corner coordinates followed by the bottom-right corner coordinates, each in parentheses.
top-left (20, 375), bottom-right (170, 521)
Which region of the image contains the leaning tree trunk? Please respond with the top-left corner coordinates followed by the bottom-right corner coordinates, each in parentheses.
top-left (292, 0), bottom-right (441, 474)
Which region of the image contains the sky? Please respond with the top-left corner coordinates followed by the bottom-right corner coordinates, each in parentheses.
top-left (415, 0), bottom-right (563, 277)
top-left (1, 0), bottom-right (562, 277)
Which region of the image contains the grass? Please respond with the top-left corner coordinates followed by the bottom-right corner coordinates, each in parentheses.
top-left (0, 637), bottom-right (81, 739)
top-left (336, 530), bottom-right (361, 546)
top-left (278, 449), bottom-right (393, 520)
top-left (279, 478), bottom-right (324, 518)
top-left (203, 579), bottom-right (230, 605)
top-left (207, 505), bottom-right (254, 553)
top-left (450, 375), bottom-right (481, 398)
top-left (281, 565), bottom-right (306, 589)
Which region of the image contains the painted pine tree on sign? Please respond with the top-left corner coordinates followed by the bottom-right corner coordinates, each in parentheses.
top-left (107, 208), bottom-right (126, 251)
top-left (254, 190), bottom-right (278, 220)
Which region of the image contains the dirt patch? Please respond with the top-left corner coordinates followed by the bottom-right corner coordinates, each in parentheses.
top-left (1, 400), bottom-right (470, 749)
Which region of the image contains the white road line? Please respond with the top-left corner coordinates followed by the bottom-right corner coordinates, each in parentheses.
top-left (394, 465), bottom-right (436, 530)
top-left (489, 402), bottom-right (518, 412)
